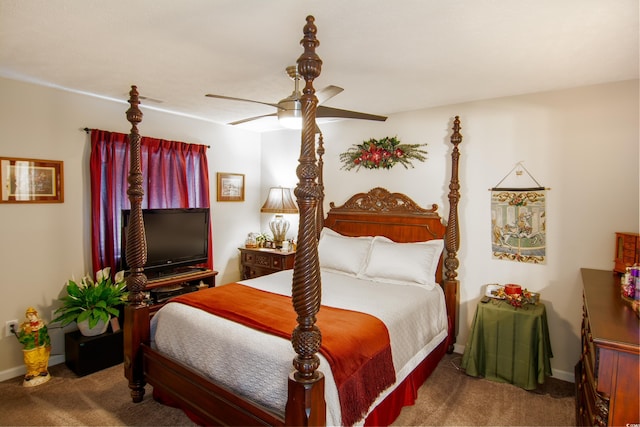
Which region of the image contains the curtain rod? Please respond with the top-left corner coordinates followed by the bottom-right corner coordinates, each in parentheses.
top-left (82, 127), bottom-right (210, 148)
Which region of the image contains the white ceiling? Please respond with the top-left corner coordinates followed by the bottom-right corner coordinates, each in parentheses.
top-left (1, 0), bottom-right (637, 132)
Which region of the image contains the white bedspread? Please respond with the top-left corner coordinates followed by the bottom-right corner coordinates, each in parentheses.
top-left (151, 269), bottom-right (447, 426)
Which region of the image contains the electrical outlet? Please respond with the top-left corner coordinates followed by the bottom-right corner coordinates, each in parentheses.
top-left (5, 320), bottom-right (18, 337)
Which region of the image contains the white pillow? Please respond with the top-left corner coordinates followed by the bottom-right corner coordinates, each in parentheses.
top-left (361, 237), bottom-right (444, 288)
top-left (318, 228), bottom-right (373, 276)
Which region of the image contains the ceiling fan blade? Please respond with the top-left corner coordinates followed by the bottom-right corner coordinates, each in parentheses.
top-left (206, 94), bottom-right (283, 110)
top-left (316, 106), bottom-right (387, 122)
top-left (229, 113), bottom-right (277, 125)
top-left (316, 85), bottom-right (344, 105)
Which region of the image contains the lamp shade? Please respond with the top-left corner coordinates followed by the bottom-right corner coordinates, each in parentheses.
top-left (260, 187), bottom-right (298, 214)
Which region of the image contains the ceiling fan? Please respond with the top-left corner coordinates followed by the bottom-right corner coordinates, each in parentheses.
top-left (205, 66), bottom-right (387, 129)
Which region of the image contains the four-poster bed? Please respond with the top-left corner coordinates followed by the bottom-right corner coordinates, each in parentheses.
top-left (123, 15), bottom-right (462, 426)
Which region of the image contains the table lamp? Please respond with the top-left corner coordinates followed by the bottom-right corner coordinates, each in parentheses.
top-left (260, 187), bottom-right (298, 248)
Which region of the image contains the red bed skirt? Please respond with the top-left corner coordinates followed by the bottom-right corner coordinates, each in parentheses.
top-left (364, 335), bottom-right (448, 426)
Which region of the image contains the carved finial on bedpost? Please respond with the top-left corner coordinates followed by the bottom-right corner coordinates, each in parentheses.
top-left (124, 85), bottom-right (148, 404)
top-left (444, 116), bottom-right (462, 352)
top-left (286, 15), bottom-right (327, 427)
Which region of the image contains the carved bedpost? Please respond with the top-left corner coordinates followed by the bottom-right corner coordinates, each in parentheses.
top-left (286, 16), bottom-right (326, 426)
top-left (315, 130), bottom-right (325, 239)
top-left (122, 85), bottom-right (150, 403)
top-left (444, 116), bottom-right (462, 352)
top-left (124, 86), bottom-right (147, 306)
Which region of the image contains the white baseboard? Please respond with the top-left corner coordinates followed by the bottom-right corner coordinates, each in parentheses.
top-left (453, 343), bottom-right (574, 383)
top-left (453, 342), bottom-right (465, 355)
top-left (0, 354), bottom-right (65, 383)
top-left (551, 368), bottom-right (574, 383)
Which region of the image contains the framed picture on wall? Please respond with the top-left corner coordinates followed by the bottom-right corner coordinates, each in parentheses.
top-left (0, 157), bottom-right (64, 203)
top-left (216, 172), bottom-right (245, 202)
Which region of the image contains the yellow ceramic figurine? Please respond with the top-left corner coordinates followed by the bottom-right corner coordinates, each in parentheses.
top-left (15, 307), bottom-right (51, 386)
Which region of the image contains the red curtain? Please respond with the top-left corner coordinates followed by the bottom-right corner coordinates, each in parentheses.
top-left (89, 129), bottom-right (212, 275)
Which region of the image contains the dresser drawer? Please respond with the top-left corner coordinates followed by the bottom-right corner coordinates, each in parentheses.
top-left (243, 266), bottom-right (275, 279)
top-left (270, 254), bottom-right (289, 269)
top-left (241, 251), bottom-right (255, 265)
top-left (576, 361), bottom-right (602, 427)
top-left (253, 253), bottom-right (273, 268)
top-left (242, 251), bottom-right (275, 268)
top-left (582, 323), bottom-right (597, 381)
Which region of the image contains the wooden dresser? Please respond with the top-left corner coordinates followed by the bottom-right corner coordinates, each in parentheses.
top-left (576, 269), bottom-right (639, 426)
top-left (239, 247), bottom-right (295, 279)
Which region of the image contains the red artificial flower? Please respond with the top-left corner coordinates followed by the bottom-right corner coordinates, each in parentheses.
top-left (371, 151), bottom-right (382, 164)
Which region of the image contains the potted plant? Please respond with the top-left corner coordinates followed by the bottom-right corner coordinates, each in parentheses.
top-left (255, 232), bottom-right (272, 248)
top-left (52, 267), bottom-right (128, 336)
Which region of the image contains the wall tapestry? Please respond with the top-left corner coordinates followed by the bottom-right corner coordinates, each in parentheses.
top-left (491, 162), bottom-right (548, 264)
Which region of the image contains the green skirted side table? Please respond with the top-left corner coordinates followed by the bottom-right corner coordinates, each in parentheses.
top-left (461, 298), bottom-right (553, 390)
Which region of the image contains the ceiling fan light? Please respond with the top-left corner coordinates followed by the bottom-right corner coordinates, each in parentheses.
top-left (277, 98), bottom-right (302, 129)
top-left (279, 115), bottom-right (302, 129)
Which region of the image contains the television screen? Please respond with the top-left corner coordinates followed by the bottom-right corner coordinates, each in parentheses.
top-left (121, 208), bottom-right (210, 277)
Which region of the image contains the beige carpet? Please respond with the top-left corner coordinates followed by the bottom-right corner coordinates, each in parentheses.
top-left (393, 354), bottom-right (575, 426)
top-left (0, 353), bottom-right (575, 426)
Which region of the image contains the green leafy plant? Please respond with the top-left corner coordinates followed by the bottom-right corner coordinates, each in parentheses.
top-left (339, 136), bottom-right (428, 171)
top-left (255, 232), bottom-right (273, 247)
top-left (53, 267), bottom-right (128, 328)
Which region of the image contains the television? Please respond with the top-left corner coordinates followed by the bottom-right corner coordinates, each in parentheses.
top-left (120, 207), bottom-right (210, 278)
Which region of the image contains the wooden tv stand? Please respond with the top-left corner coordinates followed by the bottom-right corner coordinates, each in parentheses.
top-left (144, 269), bottom-right (218, 314)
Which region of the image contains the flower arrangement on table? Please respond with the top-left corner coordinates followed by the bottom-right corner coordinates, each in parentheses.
top-left (339, 136), bottom-right (428, 171)
top-left (491, 286), bottom-right (539, 308)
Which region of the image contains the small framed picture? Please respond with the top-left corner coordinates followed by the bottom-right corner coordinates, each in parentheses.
top-left (217, 172), bottom-right (245, 202)
top-left (0, 157), bottom-right (64, 203)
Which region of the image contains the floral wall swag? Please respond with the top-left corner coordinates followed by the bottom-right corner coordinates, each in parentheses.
top-left (339, 136), bottom-right (428, 171)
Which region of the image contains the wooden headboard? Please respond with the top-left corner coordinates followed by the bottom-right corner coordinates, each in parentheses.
top-left (321, 111), bottom-right (463, 356)
top-left (323, 187), bottom-right (447, 283)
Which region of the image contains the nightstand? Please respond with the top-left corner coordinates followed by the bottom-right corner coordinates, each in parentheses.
top-left (460, 297), bottom-right (553, 390)
top-left (239, 247), bottom-right (295, 279)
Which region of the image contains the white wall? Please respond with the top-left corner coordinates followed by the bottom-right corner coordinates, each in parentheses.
top-left (1, 78), bottom-right (636, 381)
top-left (260, 80), bottom-right (640, 381)
top-left (259, 129), bottom-right (303, 239)
top-left (0, 77), bottom-right (261, 377)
